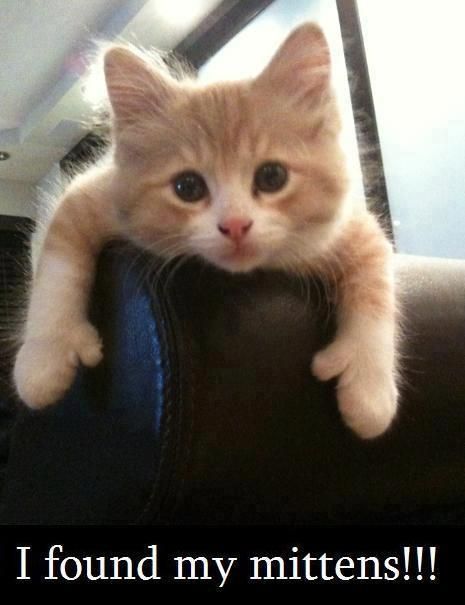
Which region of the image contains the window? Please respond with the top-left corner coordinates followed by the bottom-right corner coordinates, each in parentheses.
top-left (358, 0), bottom-right (465, 259)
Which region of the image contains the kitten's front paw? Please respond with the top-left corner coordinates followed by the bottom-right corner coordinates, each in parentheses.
top-left (14, 323), bottom-right (103, 410)
top-left (337, 372), bottom-right (398, 439)
top-left (312, 342), bottom-right (398, 439)
top-left (312, 341), bottom-right (352, 382)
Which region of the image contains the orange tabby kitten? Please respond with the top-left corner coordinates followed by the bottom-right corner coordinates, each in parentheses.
top-left (14, 24), bottom-right (398, 439)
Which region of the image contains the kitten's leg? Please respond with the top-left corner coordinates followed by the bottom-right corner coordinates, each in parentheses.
top-left (14, 176), bottom-right (116, 409)
top-left (311, 215), bottom-right (398, 439)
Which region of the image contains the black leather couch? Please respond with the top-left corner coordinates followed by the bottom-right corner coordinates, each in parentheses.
top-left (0, 245), bottom-right (464, 524)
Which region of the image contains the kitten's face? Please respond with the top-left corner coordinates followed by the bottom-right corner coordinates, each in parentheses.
top-left (105, 24), bottom-right (349, 273)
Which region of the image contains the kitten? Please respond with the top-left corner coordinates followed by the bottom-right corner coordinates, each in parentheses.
top-left (14, 23), bottom-right (398, 439)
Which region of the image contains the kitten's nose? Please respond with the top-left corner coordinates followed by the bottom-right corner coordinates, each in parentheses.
top-left (218, 217), bottom-right (253, 241)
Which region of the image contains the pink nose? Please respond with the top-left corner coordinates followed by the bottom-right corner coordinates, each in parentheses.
top-left (218, 217), bottom-right (253, 241)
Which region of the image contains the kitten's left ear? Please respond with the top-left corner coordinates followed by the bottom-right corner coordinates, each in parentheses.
top-left (255, 23), bottom-right (331, 103)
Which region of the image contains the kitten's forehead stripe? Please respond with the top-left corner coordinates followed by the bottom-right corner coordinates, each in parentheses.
top-left (181, 83), bottom-right (268, 172)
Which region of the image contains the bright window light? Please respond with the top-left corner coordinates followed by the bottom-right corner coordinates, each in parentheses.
top-left (81, 52), bottom-right (107, 109)
top-left (358, 0), bottom-right (465, 258)
top-left (151, 0), bottom-right (215, 29)
top-left (200, 18), bottom-right (287, 83)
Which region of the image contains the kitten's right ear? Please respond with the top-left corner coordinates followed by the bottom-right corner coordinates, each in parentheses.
top-left (104, 45), bottom-right (176, 124)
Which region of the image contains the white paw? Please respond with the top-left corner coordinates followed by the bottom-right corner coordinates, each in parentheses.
top-left (312, 341), bottom-right (398, 439)
top-left (337, 372), bottom-right (398, 439)
top-left (311, 341), bottom-right (353, 382)
top-left (14, 323), bottom-right (103, 410)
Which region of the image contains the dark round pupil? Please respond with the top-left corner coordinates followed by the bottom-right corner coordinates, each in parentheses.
top-left (254, 162), bottom-right (288, 193)
top-left (173, 172), bottom-right (207, 202)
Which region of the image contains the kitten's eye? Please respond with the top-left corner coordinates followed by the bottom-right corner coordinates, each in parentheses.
top-left (173, 171), bottom-right (208, 202)
top-left (254, 162), bottom-right (288, 194)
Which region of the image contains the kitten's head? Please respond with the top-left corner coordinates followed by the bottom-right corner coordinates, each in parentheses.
top-left (104, 23), bottom-right (349, 273)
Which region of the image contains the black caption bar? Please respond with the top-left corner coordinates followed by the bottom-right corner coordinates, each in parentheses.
top-left (0, 526), bottom-right (459, 591)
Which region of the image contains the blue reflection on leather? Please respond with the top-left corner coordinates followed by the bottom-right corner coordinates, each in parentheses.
top-left (107, 258), bottom-right (165, 435)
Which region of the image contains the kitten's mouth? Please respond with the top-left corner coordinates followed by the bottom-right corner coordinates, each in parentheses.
top-left (225, 240), bottom-right (258, 259)
top-left (213, 242), bottom-right (262, 273)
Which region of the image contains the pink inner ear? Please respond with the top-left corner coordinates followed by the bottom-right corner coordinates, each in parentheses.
top-left (108, 78), bottom-right (163, 122)
top-left (294, 53), bottom-right (330, 97)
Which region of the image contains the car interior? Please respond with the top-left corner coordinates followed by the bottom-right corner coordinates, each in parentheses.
top-left (0, 0), bottom-right (464, 525)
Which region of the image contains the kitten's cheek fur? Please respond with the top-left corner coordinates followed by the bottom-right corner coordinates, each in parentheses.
top-left (14, 324), bottom-right (103, 409)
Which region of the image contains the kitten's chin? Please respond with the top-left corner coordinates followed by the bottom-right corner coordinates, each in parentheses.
top-left (213, 257), bottom-right (262, 274)
top-left (203, 247), bottom-right (266, 274)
